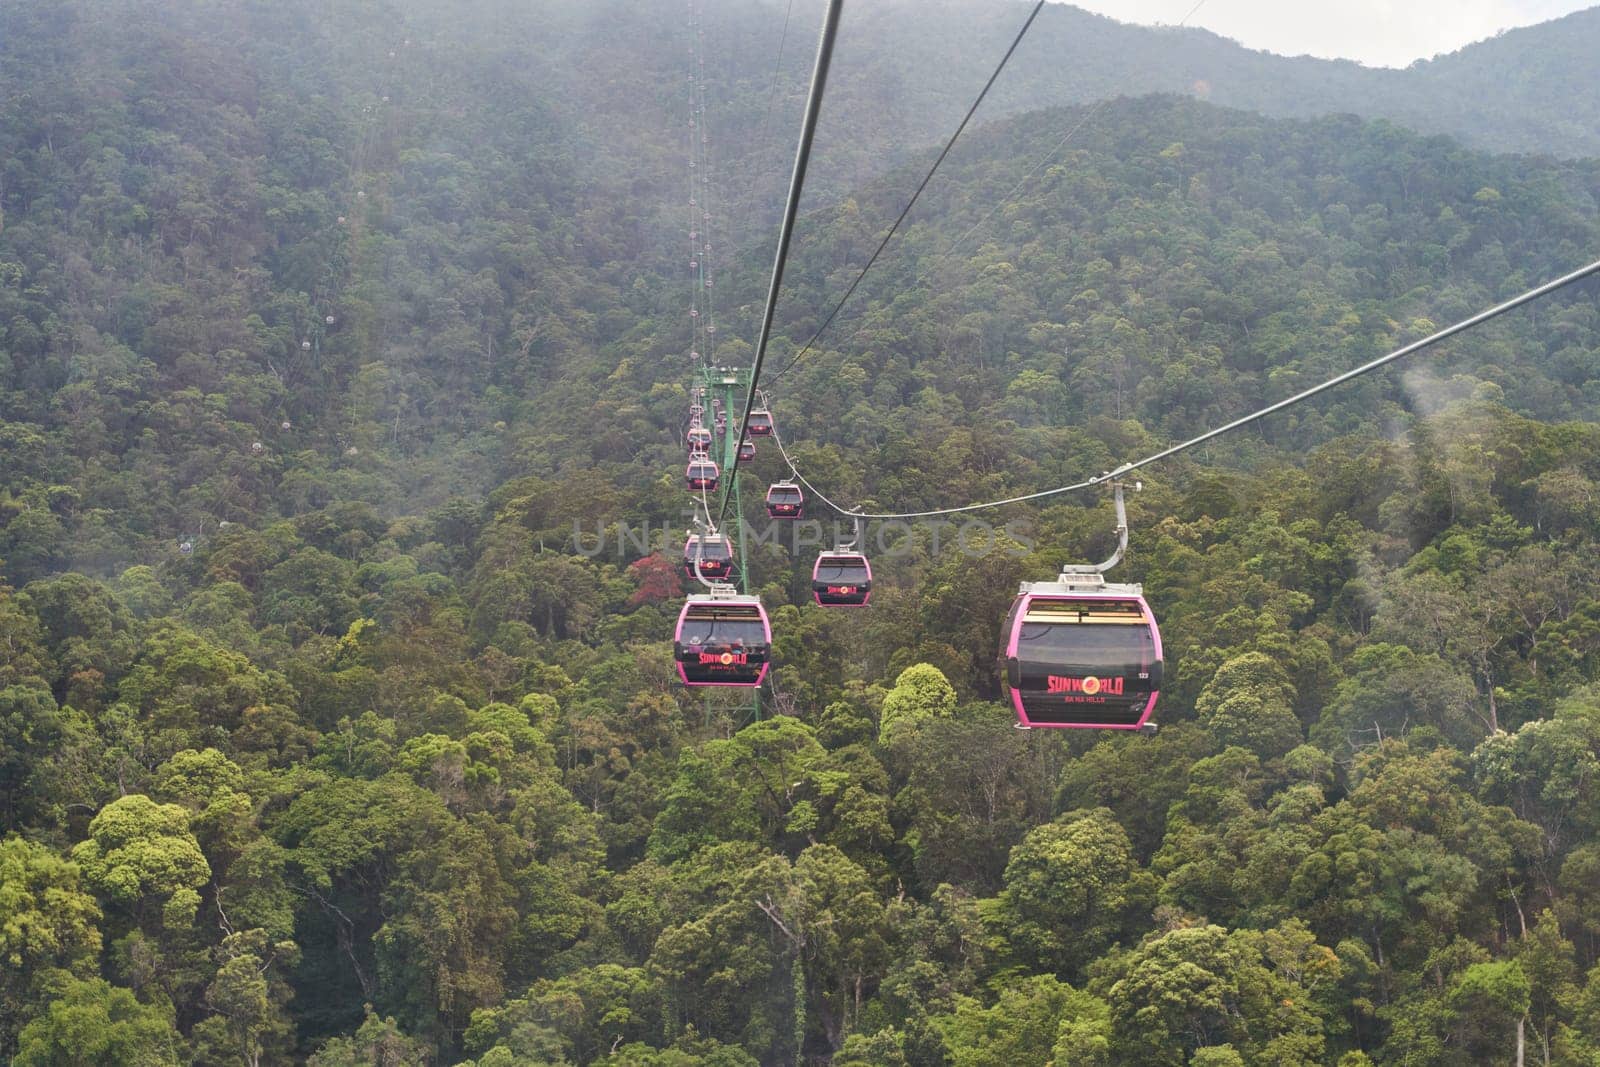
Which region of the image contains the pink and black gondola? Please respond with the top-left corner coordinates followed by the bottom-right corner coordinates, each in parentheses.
top-left (682, 533), bottom-right (734, 581)
top-left (674, 594), bottom-right (771, 687)
top-left (686, 455), bottom-right (719, 492)
top-left (765, 480), bottom-right (803, 519)
top-left (1001, 585), bottom-right (1162, 729)
top-left (746, 407), bottom-right (775, 437)
top-left (812, 551), bottom-right (871, 607)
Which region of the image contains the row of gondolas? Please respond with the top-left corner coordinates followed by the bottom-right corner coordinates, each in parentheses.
top-left (671, 393), bottom-right (1162, 731)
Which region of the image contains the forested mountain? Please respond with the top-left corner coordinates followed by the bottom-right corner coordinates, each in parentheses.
top-left (4, 0), bottom-right (1600, 1065)
top-left (517, 0), bottom-right (1600, 228)
top-left (815, 0), bottom-right (1600, 160)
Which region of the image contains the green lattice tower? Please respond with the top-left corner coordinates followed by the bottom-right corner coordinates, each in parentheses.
top-left (700, 363), bottom-right (761, 724)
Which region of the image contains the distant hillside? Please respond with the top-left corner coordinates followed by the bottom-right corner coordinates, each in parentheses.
top-left (486, 0), bottom-right (1600, 242)
top-left (811, 0), bottom-right (1600, 160)
top-left (1405, 6), bottom-right (1600, 155)
top-left (790, 0), bottom-right (1600, 160)
top-left (3, 0), bottom-right (1599, 578)
top-left (4, 0), bottom-right (1600, 577)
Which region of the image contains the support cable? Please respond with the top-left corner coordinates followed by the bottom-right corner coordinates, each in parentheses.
top-left (715, 0), bottom-right (847, 527)
top-left (737, 0), bottom-right (799, 337)
top-left (772, 0), bottom-right (1210, 383)
top-left (768, 0), bottom-right (1048, 383)
top-left (773, 257), bottom-right (1600, 520)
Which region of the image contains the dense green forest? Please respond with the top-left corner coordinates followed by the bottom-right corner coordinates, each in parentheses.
top-left (4, 0), bottom-right (1600, 1064)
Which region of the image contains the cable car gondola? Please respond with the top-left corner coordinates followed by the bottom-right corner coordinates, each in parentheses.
top-left (682, 532), bottom-right (734, 581)
top-left (999, 483), bottom-right (1162, 730)
top-left (812, 551), bottom-right (871, 607)
top-left (675, 592), bottom-right (771, 687)
top-left (686, 424), bottom-right (713, 452)
top-left (739, 440), bottom-right (756, 462)
top-left (765, 480), bottom-right (803, 519)
top-left (746, 407), bottom-right (774, 437)
top-left (686, 455), bottom-right (720, 492)
top-left (1002, 586), bottom-right (1161, 729)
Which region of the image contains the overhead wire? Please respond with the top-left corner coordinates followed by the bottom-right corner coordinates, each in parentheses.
top-left (737, 0), bottom-right (799, 339)
top-left (682, 2), bottom-right (742, 591)
top-left (767, 0), bottom-right (1048, 384)
top-left (707, 23), bottom-right (722, 355)
top-left (686, 2), bottom-right (707, 363)
top-left (930, 0), bottom-right (1211, 275)
top-left (768, 416), bottom-right (856, 519)
top-left (772, 256), bottom-right (1600, 520)
top-left (696, 15), bottom-right (723, 359)
top-left (772, 0), bottom-right (1211, 384)
top-left (689, 132), bottom-right (704, 360)
top-left (685, 0), bottom-right (725, 363)
top-left (752, 0), bottom-right (800, 198)
top-left (714, 0), bottom-right (847, 528)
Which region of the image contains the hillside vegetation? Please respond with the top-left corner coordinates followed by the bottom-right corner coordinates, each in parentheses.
top-left (3, 0), bottom-right (1600, 1065)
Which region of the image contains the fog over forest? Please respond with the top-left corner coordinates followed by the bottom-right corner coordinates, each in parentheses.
top-left (3, 1), bottom-right (1600, 1064)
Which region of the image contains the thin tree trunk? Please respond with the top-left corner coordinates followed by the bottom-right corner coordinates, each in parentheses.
top-left (1508, 875), bottom-right (1527, 938)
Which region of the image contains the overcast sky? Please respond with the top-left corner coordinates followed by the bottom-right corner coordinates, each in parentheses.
top-left (1061, 0), bottom-right (1595, 68)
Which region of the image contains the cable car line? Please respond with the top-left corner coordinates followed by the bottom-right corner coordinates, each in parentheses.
top-left (751, 0), bottom-right (799, 207)
top-left (714, 0), bottom-right (847, 528)
top-left (747, 0), bottom-right (798, 160)
top-left (684, 0), bottom-right (713, 362)
top-left (686, 467), bottom-right (729, 587)
top-left (664, 2), bottom-right (1600, 726)
top-left (768, 418), bottom-right (854, 519)
top-left (771, 256), bottom-right (1600, 521)
top-left (768, 0), bottom-right (1048, 385)
top-left (680, 431), bottom-right (772, 690)
top-left (694, 10), bottom-right (725, 358)
top-left (672, 5), bottom-right (777, 697)
top-left (772, 0), bottom-right (1211, 384)
top-left (934, 0), bottom-right (1211, 273)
